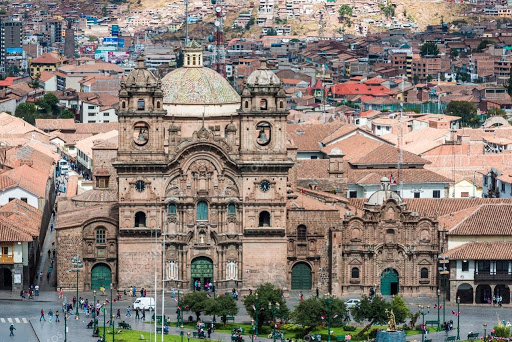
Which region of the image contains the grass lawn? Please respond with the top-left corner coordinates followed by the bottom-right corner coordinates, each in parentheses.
top-left (98, 328), bottom-right (205, 342)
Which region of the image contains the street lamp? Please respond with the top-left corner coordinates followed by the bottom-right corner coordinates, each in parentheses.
top-left (456, 296), bottom-right (460, 341)
top-left (212, 280), bottom-right (216, 323)
top-left (176, 283), bottom-right (181, 328)
top-left (180, 325), bottom-right (184, 342)
top-left (251, 319), bottom-right (255, 342)
top-left (110, 283), bottom-right (113, 327)
top-left (437, 289), bottom-right (440, 332)
top-left (418, 305), bottom-right (430, 342)
top-left (483, 322), bottom-right (487, 342)
top-left (187, 331), bottom-right (191, 342)
top-left (93, 290), bottom-right (97, 335)
top-left (64, 312), bottom-right (68, 342)
top-left (269, 301), bottom-right (280, 342)
top-left (438, 255), bottom-right (449, 325)
top-left (112, 313), bottom-right (115, 342)
top-left (254, 292), bottom-right (259, 337)
top-left (69, 254), bottom-right (83, 318)
top-left (103, 301), bottom-right (107, 341)
top-left (325, 294), bottom-right (332, 342)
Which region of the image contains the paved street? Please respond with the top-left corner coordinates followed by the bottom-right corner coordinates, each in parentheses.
top-left (0, 290), bottom-right (511, 341)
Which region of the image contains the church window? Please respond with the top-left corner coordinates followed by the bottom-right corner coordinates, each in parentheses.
top-left (297, 225), bottom-right (307, 241)
top-left (96, 176), bottom-right (109, 189)
top-left (244, 101), bottom-right (249, 109)
top-left (156, 101), bottom-right (160, 109)
top-left (168, 203), bottom-right (177, 215)
top-left (186, 55), bottom-right (191, 65)
top-left (258, 211), bottom-right (270, 227)
top-left (122, 101), bottom-right (126, 109)
top-left (96, 228), bottom-right (106, 244)
top-left (351, 267), bottom-right (359, 278)
top-left (192, 55), bottom-right (197, 65)
top-left (279, 101), bottom-right (284, 109)
top-left (259, 99), bottom-right (267, 110)
top-left (420, 268), bottom-right (429, 279)
top-left (135, 212), bottom-right (146, 227)
top-left (196, 201), bottom-right (208, 221)
top-left (137, 99), bottom-right (145, 111)
top-left (228, 203), bottom-right (236, 215)
top-left (461, 260), bottom-right (469, 272)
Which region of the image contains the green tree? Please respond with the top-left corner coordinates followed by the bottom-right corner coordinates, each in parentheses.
top-left (59, 109), bottom-right (75, 119)
top-left (0, 8), bottom-right (6, 14)
top-left (292, 297), bottom-right (348, 335)
top-left (494, 323), bottom-right (511, 338)
top-left (402, 8), bottom-right (407, 17)
top-left (43, 93), bottom-right (59, 108)
top-left (89, 35), bottom-right (98, 42)
top-left (507, 70), bottom-right (512, 96)
top-left (476, 39), bottom-right (495, 52)
top-left (444, 100), bottom-right (479, 126)
top-left (413, 74), bottom-right (420, 85)
top-left (36, 99), bottom-right (51, 114)
top-left (487, 107), bottom-right (507, 118)
top-left (350, 295), bottom-right (390, 337)
top-left (266, 28), bottom-right (277, 36)
top-left (182, 291), bottom-right (210, 321)
top-left (379, 1), bottom-right (395, 18)
top-left (450, 49), bottom-right (459, 59)
top-left (338, 4), bottom-right (353, 26)
top-left (426, 75), bottom-right (433, 82)
top-left (420, 42), bottom-right (439, 56)
top-left (205, 295), bottom-right (238, 325)
top-left (243, 283), bottom-right (289, 331)
top-left (102, 5), bottom-right (107, 17)
top-left (15, 102), bottom-right (36, 118)
top-left (389, 296), bottom-right (410, 324)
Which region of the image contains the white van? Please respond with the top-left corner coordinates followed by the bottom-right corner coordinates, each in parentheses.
top-left (133, 297), bottom-right (155, 311)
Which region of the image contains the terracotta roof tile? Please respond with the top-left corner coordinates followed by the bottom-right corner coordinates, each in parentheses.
top-left (443, 242), bottom-right (512, 260)
top-left (1, 164), bottom-right (48, 198)
top-left (35, 118), bottom-right (76, 131)
top-left (321, 134), bottom-right (383, 161)
top-left (55, 203), bottom-right (118, 229)
top-left (447, 204), bottom-right (512, 235)
top-left (0, 215), bottom-right (33, 241)
top-left (31, 52), bottom-right (62, 65)
top-left (287, 122), bottom-right (344, 151)
top-left (351, 144), bottom-right (429, 166)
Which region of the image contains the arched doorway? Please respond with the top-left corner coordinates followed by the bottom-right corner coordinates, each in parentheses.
top-left (291, 262), bottom-right (312, 290)
top-left (494, 285), bottom-right (510, 304)
top-left (475, 284), bottom-right (492, 304)
top-left (380, 268), bottom-right (399, 295)
top-left (91, 264), bottom-right (112, 290)
top-left (190, 257), bottom-right (213, 290)
top-left (456, 283), bottom-right (473, 304)
top-left (0, 268), bottom-right (12, 290)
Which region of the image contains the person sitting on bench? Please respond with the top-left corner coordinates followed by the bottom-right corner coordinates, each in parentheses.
top-left (87, 320), bottom-right (94, 328)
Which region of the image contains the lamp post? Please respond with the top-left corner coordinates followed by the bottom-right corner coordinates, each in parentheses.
top-left (418, 305), bottom-right (430, 342)
top-left (180, 325), bottom-right (184, 342)
top-left (176, 283), bottom-right (181, 328)
top-left (110, 283), bottom-right (113, 327)
top-left (325, 294), bottom-right (332, 342)
top-left (69, 255), bottom-right (83, 318)
top-left (456, 296), bottom-right (460, 341)
top-left (213, 280), bottom-right (216, 323)
top-left (439, 256), bottom-right (449, 325)
top-left (437, 289), bottom-right (440, 332)
top-left (254, 292), bottom-right (259, 337)
top-left (187, 331), bottom-right (191, 342)
top-left (64, 312), bottom-right (68, 342)
top-left (251, 319), bottom-right (255, 342)
top-left (93, 290), bottom-right (97, 335)
top-left (269, 301), bottom-right (280, 342)
top-left (483, 322), bottom-right (487, 342)
top-left (103, 301), bottom-right (106, 341)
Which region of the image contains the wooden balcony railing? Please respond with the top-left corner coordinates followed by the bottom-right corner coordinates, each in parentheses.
top-left (0, 255), bottom-right (14, 264)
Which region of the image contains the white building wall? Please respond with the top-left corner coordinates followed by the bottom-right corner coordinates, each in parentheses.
top-left (0, 187), bottom-right (39, 209)
top-left (455, 260), bottom-right (475, 281)
top-left (361, 183), bottom-right (448, 199)
top-left (13, 243), bottom-right (23, 263)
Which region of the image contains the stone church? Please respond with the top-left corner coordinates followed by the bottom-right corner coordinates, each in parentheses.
top-left (55, 43), bottom-right (441, 297)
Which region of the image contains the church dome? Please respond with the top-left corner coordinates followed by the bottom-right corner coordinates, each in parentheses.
top-left (161, 41), bottom-right (240, 108)
top-left (246, 59), bottom-right (281, 87)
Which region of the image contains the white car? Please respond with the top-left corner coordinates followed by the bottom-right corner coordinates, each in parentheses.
top-left (345, 298), bottom-right (361, 308)
top-left (133, 297), bottom-right (155, 311)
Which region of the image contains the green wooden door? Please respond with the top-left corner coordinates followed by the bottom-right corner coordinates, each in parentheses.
top-left (191, 257), bottom-right (213, 289)
top-left (291, 262), bottom-right (312, 290)
top-left (91, 264), bottom-right (112, 290)
top-left (380, 268), bottom-right (399, 296)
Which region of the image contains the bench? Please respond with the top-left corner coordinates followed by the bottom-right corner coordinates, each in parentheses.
top-left (425, 320), bottom-right (439, 326)
top-left (226, 316), bottom-right (235, 323)
top-left (467, 333), bottom-right (479, 340)
top-left (156, 327), bottom-right (169, 334)
top-left (445, 337), bottom-right (456, 342)
top-left (424, 339), bottom-right (432, 342)
top-left (335, 335), bottom-right (346, 341)
top-left (118, 322), bottom-right (131, 329)
top-left (231, 337), bottom-right (244, 342)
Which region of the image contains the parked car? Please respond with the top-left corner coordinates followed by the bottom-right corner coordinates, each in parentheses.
top-left (133, 297), bottom-right (155, 311)
top-left (345, 298), bottom-right (361, 308)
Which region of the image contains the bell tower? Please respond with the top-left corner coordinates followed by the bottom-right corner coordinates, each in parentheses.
top-left (117, 56), bottom-right (166, 162)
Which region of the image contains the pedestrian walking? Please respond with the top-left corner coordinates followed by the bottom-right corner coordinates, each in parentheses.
top-left (47, 249), bottom-right (51, 258)
top-left (141, 310), bottom-right (145, 321)
top-left (20, 290), bottom-right (25, 299)
top-left (116, 309), bottom-right (121, 319)
top-left (52, 249), bottom-right (56, 258)
top-left (55, 311), bottom-right (60, 322)
top-left (132, 286), bottom-right (136, 297)
top-left (135, 308), bottom-right (140, 319)
top-left (143, 288), bottom-right (147, 297)
top-left (140, 288), bottom-right (143, 297)
top-left (40, 309), bottom-right (46, 321)
top-left (171, 288), bottom-right (175, 299)
top-left (59, 288), bottom-right (63, 299)
top-left (49, 309), bottom-right (53, 322)
top-left (9, 324), bottom-right (15, 336)
top-left (316, 288), bottom-right (319, 297)
top-left (208, 326), bottom-right (212, 338)
top-left (126, 307), bottom-right (131, 317)
top-left (300, 291), bottom-right (303, 301)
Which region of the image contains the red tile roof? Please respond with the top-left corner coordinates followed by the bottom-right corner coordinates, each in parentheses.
top-left (443, 242), bottom-right (512, 260)
top-left (447, 204), bottom-right (512, 236)
top-left (287, 121), bottom-right (344, 151)
top-left (1, 164), bottom-right (48, 198)
top-left (330, 83), bottom-right (391, 96)
top-left (31, 52), bottom-right (62, 65)
top-left (0, 77), bottom-right (20, 87)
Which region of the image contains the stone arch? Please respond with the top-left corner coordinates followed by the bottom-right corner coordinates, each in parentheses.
top-left (475, 284), bottom-right (491, 304)
top-left (494, 285), bottom-right (510, 304)
top-left (380, 268), bottom-right (399, 295)
top-left (258, 211), bottom-right (270, 227)
top-left (456, 283), bottom-right (474, 304)
top-left (135, 211), bottom-right (146, 227)
top-left (483, 116), bottom-right (511, 128)
top-left (291, 262), bottom-right (312, 290)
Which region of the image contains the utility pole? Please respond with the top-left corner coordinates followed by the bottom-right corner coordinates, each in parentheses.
top-left (185, 0), bottom-right (189, 46)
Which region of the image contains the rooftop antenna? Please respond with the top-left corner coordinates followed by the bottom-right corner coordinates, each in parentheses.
top-left (398, 102), bottom-right (404, 198)
top-left (212, 0), bottom-right (226, 77)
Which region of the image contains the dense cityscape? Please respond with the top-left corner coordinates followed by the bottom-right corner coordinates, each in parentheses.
top-left (1, 0), bottom-right (512, 341)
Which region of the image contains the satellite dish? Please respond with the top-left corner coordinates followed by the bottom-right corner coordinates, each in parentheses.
top-left (215, 6), bottom-right (221, 12)
top-left (214, 20), bottom-right (220, 27)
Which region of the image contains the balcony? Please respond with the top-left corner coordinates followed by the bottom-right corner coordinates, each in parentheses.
top-left (0, 255), bottom-right (14, 264)
top-left (474, 272), bottom-right (512, 282)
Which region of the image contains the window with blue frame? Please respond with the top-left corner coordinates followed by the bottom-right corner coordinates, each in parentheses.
top-left (228, 203), bottom-right (236, 215)
top-left (168, 203), bottom-right (176, 215)
top-left (196, 201), bottom-right (208, 220)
